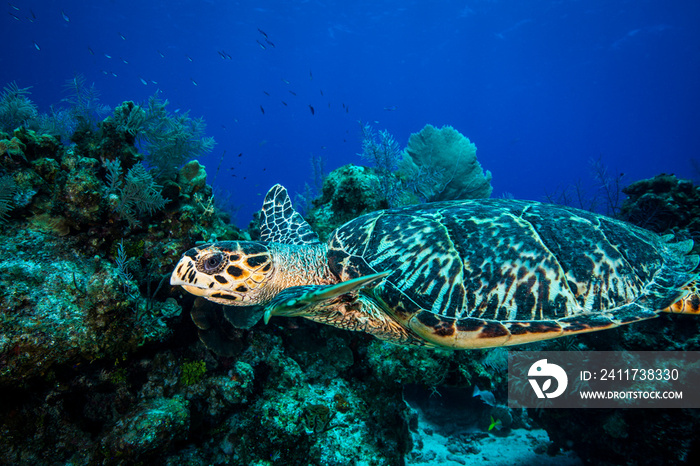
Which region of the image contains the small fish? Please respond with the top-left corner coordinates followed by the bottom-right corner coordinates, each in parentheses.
top-left (217, 50), bottom-right (227, 59)
top-left (488, 416), bottom-right (502, 432)
top-left (281, 101), bottom-right (287, 106)
top-left (101, 70), bottom-right (108, 75)
top-left (30, 8), bottom-right (36, 21)
top-left (256, 40), bottom-right (266, 50)
top-left (151, 80), bottom-right (158, 85)
top-left (111, 72), bottom-right (118, 77)
top-left (308, 105), bottom-right (315, 115)
top-left (186, 55), bottom-right (193, 62)
top-left (257, 28), bottom-right (268, 38)
top-left (190, 78), bottom-right (198, 86)
top-left (288, 90), bottom-right (297, 96)
top-left (8, 2), bottom-right (19, 10)
top-left (237, 152), bottom-right (242, 157)
top-left (87, 46), bottom-right (95, 55)
top-left (61, 10), bottom-right (69, 22)
top-left (33, 41), bottom-right (40, 51)
top-left (121, 57), bottom-right (129, 64)
top-left (320, 89), bottom-right (324, 96)
top-left (309, 70), bottom-right (313, 80)
top-left (281, 78), bottom-right (290, 84)
top-left (263, 91), bottom-right (270, 96)
top-left (139, 76), bottom-right (148, 85)
top-left (158, 50), bottom-right (165, 58)
top-left (264, 39), bottom-right (275, 48)
top-left (104, 53), bottom-right (112, 58)
top-left (259, 105), bottom-right (265, 114)
top-left (345, 106), bottom-right (349, 113)
top-left (472, 385), bottom-right (496, 406)
top-left (384, 105), bottom-right (397, 111)
top-left (8, 12), bottom-right (19, 21)
top-left (119, 33), bottom-right (126, 40)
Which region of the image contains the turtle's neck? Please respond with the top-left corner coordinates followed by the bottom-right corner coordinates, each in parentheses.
top-left (267, 242), bottom-right (336, 292)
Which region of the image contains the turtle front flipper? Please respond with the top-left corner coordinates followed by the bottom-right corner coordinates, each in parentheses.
top-left (267, 271), bottom-right (428, 346)
top-left (266, 271), bottom-right (391, 322)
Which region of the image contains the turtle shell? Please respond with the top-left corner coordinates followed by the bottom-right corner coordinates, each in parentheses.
top-left (325, 199), bottom-right (698, 348)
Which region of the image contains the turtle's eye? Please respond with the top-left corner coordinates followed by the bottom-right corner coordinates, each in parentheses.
top-left (198, 253), bottom-right (225, 274)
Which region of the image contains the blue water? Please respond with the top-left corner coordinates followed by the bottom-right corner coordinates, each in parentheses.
top-left (3, 0), bottom-right (699, 225)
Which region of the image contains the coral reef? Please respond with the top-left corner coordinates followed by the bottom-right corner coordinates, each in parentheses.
top-left (0, 229), bottom-right (182, 384)
top-left (304, 124), bottom-right (493, 240)
top-left (305, 164), bottom-right (387, 240)
top-left (1, 84), bottom-right (698, 466)
top-left (620, 173), bottom-right (700, 236)
top-left (0, 90), bottom-right (441, 465)
top-left (107, 93), bottom-right (216, 179)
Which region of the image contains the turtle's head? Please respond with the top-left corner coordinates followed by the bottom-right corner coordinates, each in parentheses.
top-left (170, 241), bottom-right (275, 305)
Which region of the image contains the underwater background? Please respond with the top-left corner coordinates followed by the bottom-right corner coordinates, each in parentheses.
top-left (1, 0), bottom-right (700, 465)
top-left (3, 0), bottom-right (700, 223)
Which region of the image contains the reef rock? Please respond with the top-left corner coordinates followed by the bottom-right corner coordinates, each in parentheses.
top-left (620, 173), bottom-right (700, 235)
top-left (305, 163), bottom-right (386, 240)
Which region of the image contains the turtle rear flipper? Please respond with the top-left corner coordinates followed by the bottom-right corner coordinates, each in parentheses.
top-left (267, 271), bottom-right (391, 322)
top-left (663, 281), bottom-right (700, 314)
top-left (656, 239), bottom-right (699, 314)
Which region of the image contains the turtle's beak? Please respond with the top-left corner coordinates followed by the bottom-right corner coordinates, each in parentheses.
top-left (179, 284), bottom-right (207, 296)
top-left (170, 257), bottom-right (206, 293)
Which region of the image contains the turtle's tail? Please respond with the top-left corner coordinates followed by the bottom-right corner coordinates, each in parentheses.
top-left (662, 281), bottom-right (700, 314)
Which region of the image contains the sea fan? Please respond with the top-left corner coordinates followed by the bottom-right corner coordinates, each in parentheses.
top-left (399, 124), bottom-right (492, 202)
top-left (358, 122), bottom-right (402, 206)
top-left (106, 92), bottom-right (215, 181)
top-left (61, 74), bottom-right (110, 130)
top-left (138, 92), bottom-right (216, 180)
top-left (0, 174), bottom-right (16, 224)
top-left (0, 82), bottom-right (38, 133)
top-left (35, 106), bottom-right (78, 142)
top-left (114, 162), bottom-right (169, 228)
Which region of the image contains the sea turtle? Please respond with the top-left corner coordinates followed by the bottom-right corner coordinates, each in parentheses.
top-left (170, 184), bottom-right (700, 349)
